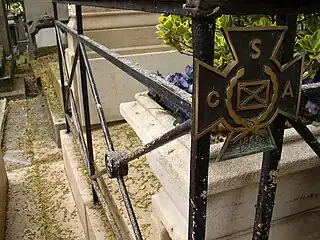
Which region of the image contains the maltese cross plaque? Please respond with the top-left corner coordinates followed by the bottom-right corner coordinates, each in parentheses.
top-left (194, 26), bottom-right (304, 160)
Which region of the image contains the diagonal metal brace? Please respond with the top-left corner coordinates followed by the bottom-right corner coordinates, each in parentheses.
top-left (92, 119), bottom-right (192, 179)
top-left (288, 117), bottom-right (320, 157)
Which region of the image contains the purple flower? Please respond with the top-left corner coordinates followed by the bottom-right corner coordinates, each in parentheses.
top-left (172, 73), bottom-right (184, 84)
top-left (305, 101), bottom-right (320, 115)
top-left (165, 75), bottom-right (174, 83)
top-left (175, 76), bottom-right (189, 90)
top-left (185, 65), bottom-right (193, 79)
top-left (303, 78), bottom-right (314, 85)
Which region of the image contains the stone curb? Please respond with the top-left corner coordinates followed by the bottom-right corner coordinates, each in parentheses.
top-left (61, 130), bottom-right (111, 240)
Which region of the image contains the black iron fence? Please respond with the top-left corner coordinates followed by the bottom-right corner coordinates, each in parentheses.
top-left (52, 1), bottom-right (320, 240)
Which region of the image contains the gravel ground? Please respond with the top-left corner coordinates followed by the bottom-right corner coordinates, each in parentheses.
top-left (4, 95), bottom-right (86, 240)
top-left (3, 55), bottom-right (86, 239)
top-left (5, 52), bottom-right (163, 239)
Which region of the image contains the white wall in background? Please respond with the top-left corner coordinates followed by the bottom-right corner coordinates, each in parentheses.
top-left (35, 27), bottom-right (66, 48)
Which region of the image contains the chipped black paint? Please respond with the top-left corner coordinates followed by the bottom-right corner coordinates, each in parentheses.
top-left (252, 15), bottom-right (296, 240)
top-left (188, 18), bottom-right (214, 240)
top-left (53, 1), bottom-right (320, 240)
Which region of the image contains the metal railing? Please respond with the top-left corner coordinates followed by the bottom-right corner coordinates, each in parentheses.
top-left (53, 3), bottom-right (195, 240)
top-left (52, 1), bottom-right (320, 240)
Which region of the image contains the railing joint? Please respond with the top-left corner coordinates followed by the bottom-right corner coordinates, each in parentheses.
top-left (105, 152), bottom-right (129, 179)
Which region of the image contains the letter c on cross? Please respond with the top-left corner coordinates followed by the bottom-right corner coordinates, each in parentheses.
top-left (207, 91), bottom-right (220, 108)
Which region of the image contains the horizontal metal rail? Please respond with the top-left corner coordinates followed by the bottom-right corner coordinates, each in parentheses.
top-left (55, 20), bottom-right (192, 117)
top-left (92, 119), bottom-right (192, 179)
top-left (52, 0), bottom-right (206, 17)
top-left (53, 0), bottom-right (320, 15)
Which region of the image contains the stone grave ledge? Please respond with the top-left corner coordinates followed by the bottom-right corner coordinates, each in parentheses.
top-left (121, 91), bottom-right (320, 196)
top-left (60, 130), bottom-right (117, 239)
top-left (42, 62), bottom-right (66, 147)
top-left (120, 91), bottom-right (320, 239)
top-left (152, 187), bottom-right (320, 240)
top-left (62, 121), bottom-right (163, 239)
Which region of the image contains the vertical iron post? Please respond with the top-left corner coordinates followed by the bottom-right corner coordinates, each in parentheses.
top-left (188, 17), bottom-right (215, 240)
top-left (76, 5), bottom-right (98, 203)
top-left (252, 14), bottom-right (298, 240)
top-left (53, 2), bottom-right (70, 133)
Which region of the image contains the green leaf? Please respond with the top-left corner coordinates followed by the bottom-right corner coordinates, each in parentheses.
top-left (312, 29), bottom-right (320, 44)
top-left (159, 16), bottom-right (167, 24)
top-left (163, 20), bottom-right (173, 29)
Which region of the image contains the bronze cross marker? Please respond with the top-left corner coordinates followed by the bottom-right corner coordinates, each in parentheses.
top-left (194, 26), bottom-right (304, 160)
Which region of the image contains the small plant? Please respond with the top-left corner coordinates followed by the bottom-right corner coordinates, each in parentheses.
top-left (156, 14), bottom-right (320, 79)
top-left (296, 29), bottom-right (320, 80)
top-left (5, 0), bottom-right (24, 15)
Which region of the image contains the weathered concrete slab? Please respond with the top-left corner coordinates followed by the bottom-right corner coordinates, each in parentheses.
top-left (120, 93), bottom-right (320, 239)
top-left (40, 65), bottom-right (66, 147)
top-left (31, 54), bottom-right (66, 147)
top-left (2, 100), bottom-right (29, 168)
top-left (5, 161), bottom-right (87, 239)
top-left (152, 188), bottom-right (320, 240)
top-left (2, 75), bottom-right (87, 239)
top-left (0, 74), bottom-right (26, 100)
top-left (61, 130), bottom-right (115, 240)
